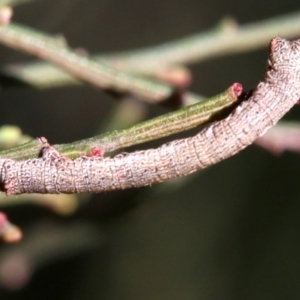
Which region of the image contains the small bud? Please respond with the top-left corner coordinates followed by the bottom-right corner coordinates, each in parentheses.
top-left (0, 6), bottom-right (12, 25)
top-left (87, 147), bottom-right (103, 157)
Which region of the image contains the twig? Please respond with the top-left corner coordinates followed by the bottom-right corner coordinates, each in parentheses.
top-left (56, 85), bottom-right (241, 157)
top-left (255, 122), bottom-right (300, 155)
top-left (0, 137), bottom-right (45, 160)
top-left (0, 22), bottom-right (174, 103)
top-left (0, 37), bottom-right (299, 195)
top-left (0, 84), bottom-right (240, 160)
top-left (100, 12), bottom-right (300, 70)
top-left (4, 11), bottom-right (300, 88)
top-left (3, 61), bottom-right (192, 89)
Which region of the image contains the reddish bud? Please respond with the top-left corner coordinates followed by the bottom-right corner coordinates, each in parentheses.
top-left (232, 82), bottom-right (243, 97)
top-left (87, 147), bottom-right (103, 157)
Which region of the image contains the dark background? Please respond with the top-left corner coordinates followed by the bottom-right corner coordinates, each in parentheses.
top-left (1, 0), bottom-right (300, 299)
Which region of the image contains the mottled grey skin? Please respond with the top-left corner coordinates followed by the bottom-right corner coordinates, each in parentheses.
top-left (2, 37), bottom-right (300, 195)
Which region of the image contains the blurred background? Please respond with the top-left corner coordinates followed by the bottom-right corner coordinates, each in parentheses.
top-left (0, 0), bottom-right (300, 299)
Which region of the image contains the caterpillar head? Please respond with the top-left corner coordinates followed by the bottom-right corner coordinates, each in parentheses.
top-left (268, 37), bottom-right (300, 72)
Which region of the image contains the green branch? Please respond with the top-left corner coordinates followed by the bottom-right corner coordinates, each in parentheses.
top-left (0, 22), bottom-right (174, 103)
top-left (0, 83), bottom-right (241, 160)
top-left (4, 11), bottom-right (300, 88)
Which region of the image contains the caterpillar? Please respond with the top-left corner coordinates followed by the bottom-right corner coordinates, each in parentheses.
top-left (1, 37), bottom-right (300, 195)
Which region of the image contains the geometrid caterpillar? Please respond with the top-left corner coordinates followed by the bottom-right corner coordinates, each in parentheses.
top-left (1, 37), bottom-right (300, 195)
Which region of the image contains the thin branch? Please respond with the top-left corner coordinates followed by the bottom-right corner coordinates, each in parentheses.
top-left (0, 138), bottom-right (44, 160)
top-left (100, 12), bottom-right (300, 70)
top-left (255, 122), bottom-right (300, 155)
top-left (4, 11), bottom-right (300, 88)
top-left (56, 85), bottom-right (241, 158)
top-left (3, 61), bottom-right (193, 89)
top-left (0, 22), bottom-right (174, 103)
top-left (0, 83), bottom-right (241, 160)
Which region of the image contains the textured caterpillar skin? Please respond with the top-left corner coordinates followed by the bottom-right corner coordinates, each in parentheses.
top-left (2, 37), bottom-right (300, 195)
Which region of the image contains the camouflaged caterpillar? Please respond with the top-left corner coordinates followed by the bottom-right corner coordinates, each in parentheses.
top-left (2, 37), bottom-right (300, 195)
